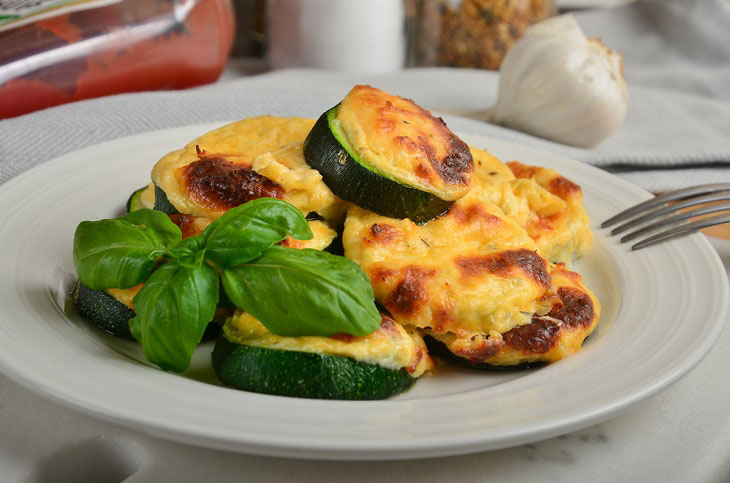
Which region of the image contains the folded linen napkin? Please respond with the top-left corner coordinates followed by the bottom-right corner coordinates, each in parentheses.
top-left (0, 0), bottom-right (728, 193)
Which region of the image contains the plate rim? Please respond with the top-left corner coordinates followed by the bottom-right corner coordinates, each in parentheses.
top-left (0, 121), bottom-right (727, 460)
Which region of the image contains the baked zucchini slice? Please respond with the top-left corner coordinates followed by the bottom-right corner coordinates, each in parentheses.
top-left (303, 86), bottom-right (473, 224)
top-left (73, 281), bottom-right (136, 339)
top-left (154, 184), bottom-right (179, 214)
top-left (126, 186), bottom-right (148, 213)
top-left (212, 312), bottom-right (432, 400)
top-left (73, 281), bottom-right (221, 341)
top-left (212, 338), bottom-right (415, 400)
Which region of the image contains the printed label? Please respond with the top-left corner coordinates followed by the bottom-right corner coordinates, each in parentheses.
top-left (0, 0), bottom-right (73, 17)
top-left (0, 0), bottom-right (118, 28)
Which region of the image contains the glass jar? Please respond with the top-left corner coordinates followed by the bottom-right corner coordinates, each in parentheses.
top-left (0, 0), bottom-right (235, 119)
top-left (405, 0), bottom-right (555, 70)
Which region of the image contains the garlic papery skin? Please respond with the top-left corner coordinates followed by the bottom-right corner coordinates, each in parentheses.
top-left (487, 14), bottom-right (628, 148)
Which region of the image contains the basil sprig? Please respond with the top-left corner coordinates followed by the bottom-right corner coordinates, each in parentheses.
top-left (222, 247), bottom-right (380, 338)
top-left (73, 209), bottom-right (182, 290)
top-left (72, 198), bottom-right (381, 372)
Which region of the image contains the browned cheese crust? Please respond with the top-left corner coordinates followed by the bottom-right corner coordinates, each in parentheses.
top-left (343, 180), bottom-right (552, 336)
top-left (427, 264), bottom-right (599, 366)
top-left (151, 116), bottom-right (345, 221)
top-left (343, 147), bottom-right (600, 367)
top-left (183, 152), bottom-right (286, 212)
top-left (335, 85), bottom-right (474, 200)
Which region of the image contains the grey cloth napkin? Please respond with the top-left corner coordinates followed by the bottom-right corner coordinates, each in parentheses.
top-left (0, 0), bottom-right (728, 193)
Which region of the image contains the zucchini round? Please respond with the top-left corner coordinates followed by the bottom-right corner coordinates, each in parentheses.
top-left (154, 184), bottom-right (179, 214)
top-left (73, 281), bottom-right (136, 339)
top-left (126, 186), bottom-right (148, 213)
top-left (74, 281), bottom-right (221, 341)
top-left (303, 107), bottom-right (454, 224)
top-left (212, 336), bottom-right (416, 400)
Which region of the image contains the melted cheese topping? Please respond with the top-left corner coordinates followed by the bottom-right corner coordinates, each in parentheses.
top-left (470, 146), bottom-right (515, 184)
top-left (343, 182), bottom-right (552, 335)
top-left (139, 183), bottom-right (156, 209)
top-left (334, 85), bottom-right (473, 200)
top-left (428, 263), bottom-right (601, 366)
top-left (507, 161), bottom-right (593, 264)
top-left (151, 116), bottom-right (344, 220)
top-left (224, 312), bottom-right (434, 377)
top-left (279, 220), bottom-right (338, 250)
top-left (106, 284), bottom-right (142, 310)
top-left (467, 148), bottom-right (591, 264)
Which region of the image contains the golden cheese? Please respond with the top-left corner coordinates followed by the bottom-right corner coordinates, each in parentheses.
top-left (151, 116), bottom-right (345, 221)
top-left (279, 220), bottom-right (338, 251)
top-left (507, 161), bottom-right (593, 264)
top-left (470, 145), bottom-right (515, 184)
top-left (427, 263), bottom-right (601, 366)
top-left (139, 183), bottom-right (156, 209)
top-left (224, 312), bottom-right (434, 377)
top-left (106, 284), bottom-right (143, 310)
top-left (467, 147), bottom-right (591, 264)
top-left (334, 85), bottom-right (474, 200)
top-left (343, 182), bottom-right (552, 335)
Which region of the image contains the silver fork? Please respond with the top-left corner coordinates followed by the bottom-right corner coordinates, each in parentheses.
top-left (602, 183), bottom-right (730, 250)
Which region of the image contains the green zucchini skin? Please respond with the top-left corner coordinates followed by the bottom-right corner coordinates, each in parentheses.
top-left (212, 336), bottom-right (416, 400)
top-left (303, 108), bottom-right (453, 224)
top-left (73, 281), bottom-right (221, 342)
top-left (126, 186), bottom-right (148, 213)
top-left (154, 184), bottom-right (179, 214)
top-left (424, 336), bottom-right (545, 371)
top-left (73, 282), bottom-right (136, 339)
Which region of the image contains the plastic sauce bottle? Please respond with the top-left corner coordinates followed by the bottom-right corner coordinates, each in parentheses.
top-left (0, 0), bottom-right (235, 119)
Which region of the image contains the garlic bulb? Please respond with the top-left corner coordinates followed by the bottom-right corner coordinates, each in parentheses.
top-left (487, 14), bottom-right (628, 148)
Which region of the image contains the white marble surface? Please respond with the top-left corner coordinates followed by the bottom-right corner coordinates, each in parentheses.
top-left (1, 237), bottom-right (728, 482)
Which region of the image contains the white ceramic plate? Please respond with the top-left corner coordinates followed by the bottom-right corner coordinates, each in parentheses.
top-left (0, 124), bottom-right (726, 460)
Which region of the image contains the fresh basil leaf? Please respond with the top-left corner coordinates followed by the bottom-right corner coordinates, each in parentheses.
top-left (168, 234), bottom-right (207, 268)
top-left (222, 246), bottom-right (380, 337)
top-left (119, 209), bottom-right (182, 248)
top-left (74, 218), bottom-right (175, 291)
top-left (203, 198), bottom-right (312, 267)
top-left (129, 262), bottom-right (219, 372)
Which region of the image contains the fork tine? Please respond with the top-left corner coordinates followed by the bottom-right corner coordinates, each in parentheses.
top-left (620, 202), bottom-right (730, 242)
top-left (602, 183), bottom-right (730, 228)
top-left (610, 192), bottom-right (730, 235)
top-left (631, 213), bottom-right (730, 250)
